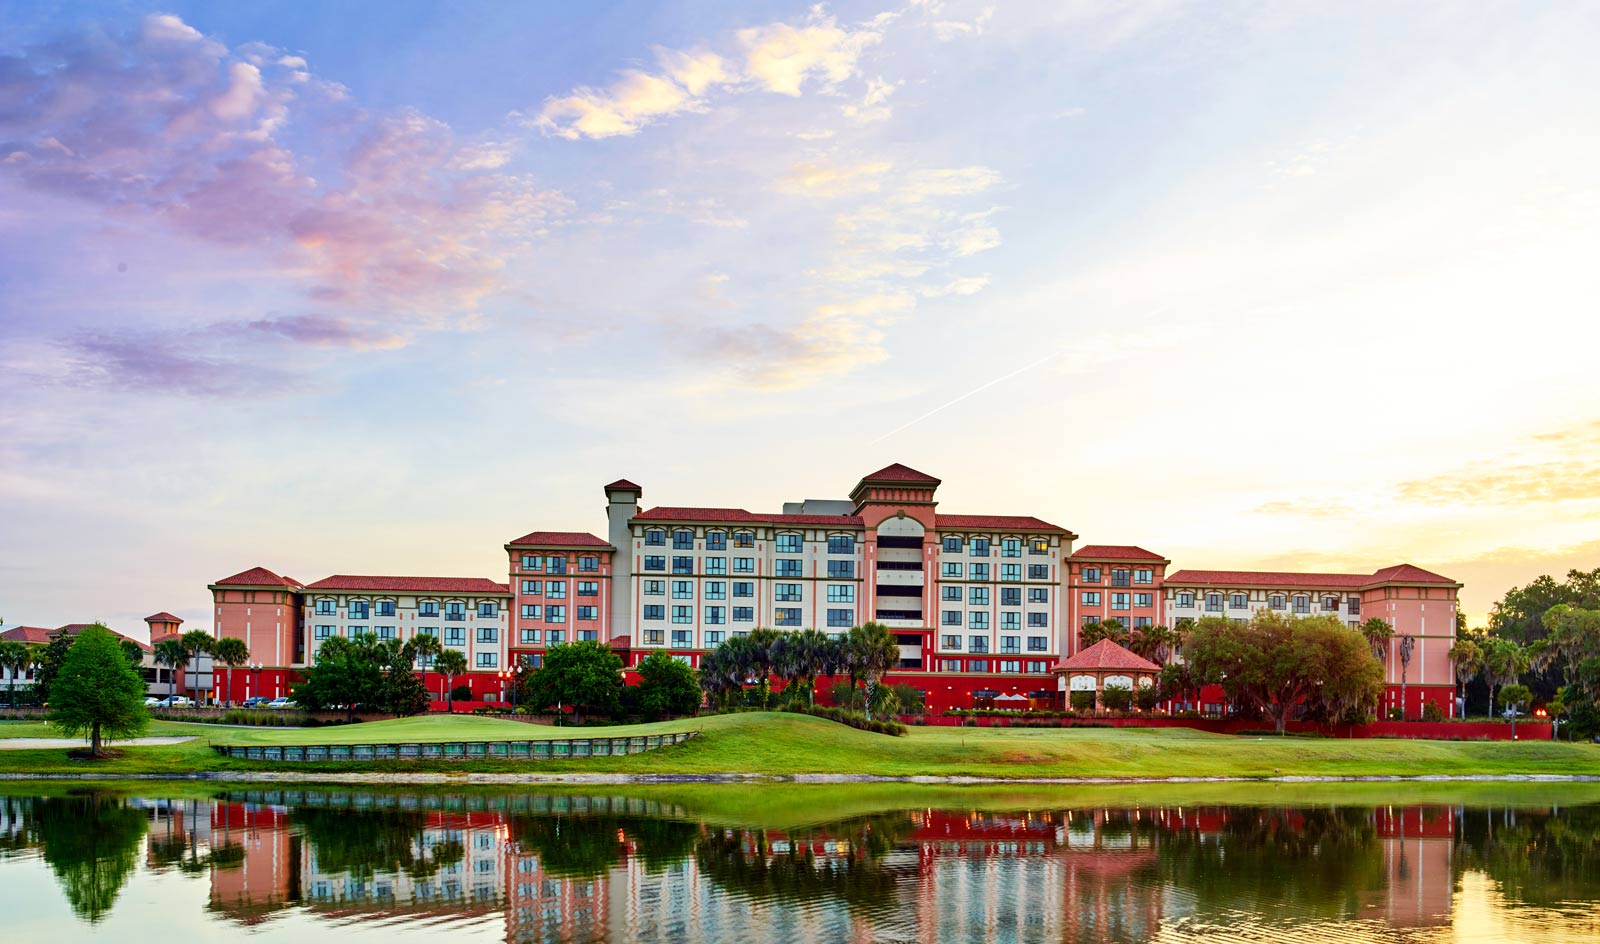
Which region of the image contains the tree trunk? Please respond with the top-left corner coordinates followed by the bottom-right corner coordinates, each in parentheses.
top-left (91, 721), bottom-right (102, 757)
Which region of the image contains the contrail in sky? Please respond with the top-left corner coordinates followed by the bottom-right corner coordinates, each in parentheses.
top-left (871, 346), bottom-right (1067, 444)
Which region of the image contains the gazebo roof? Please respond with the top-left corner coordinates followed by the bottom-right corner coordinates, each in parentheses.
top-left (1054, 639), bottom-right (1161, 674)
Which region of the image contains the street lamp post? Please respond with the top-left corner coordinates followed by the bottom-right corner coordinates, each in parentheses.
top-left (247, 662), bottom-right (263, 701)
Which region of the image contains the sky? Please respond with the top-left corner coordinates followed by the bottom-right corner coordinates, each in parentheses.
top-left (2, 1), bottom-right (1598, 639)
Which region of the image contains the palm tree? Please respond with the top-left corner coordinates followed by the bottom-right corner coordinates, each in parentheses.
top-left (153, 637), bottom-right (189, 702)
top-left (0, 641), bottom-right (33, 707)
top-left (848, 622), bottom-right (901, 720)
top-left (409, 631), bottom-right (443, 706)
top-left (1130, 623), bottom-right (1178, 664)
top-left (1449, 636), bottom-right (1484, 718)
top-left (211, 637), bottom-right (249, 707)
top-left (1483, 637), bottom-right (1531, 720)
top-left (1080, 619), bottom-right (1130, 649)
top-left (179, 630), bottom-right (216, 705)
top-left (1396, 634), bottom-right (1415, 719)
top-left (773, 629), bottom-right (829, 705)
top-left (1360, 618), bottom-right (1394, 664)
top-left (435, 648), bottom-right (467, 714)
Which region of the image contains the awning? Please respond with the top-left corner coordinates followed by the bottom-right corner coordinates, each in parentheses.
top-left (994, 693), bottom-right (1028, 702)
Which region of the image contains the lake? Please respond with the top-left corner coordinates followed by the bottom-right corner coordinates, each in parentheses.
top-left (1, 783), bottom-right (1597, 942)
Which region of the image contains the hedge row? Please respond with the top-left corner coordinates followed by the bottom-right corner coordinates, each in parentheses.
top-left (782, 704), bottom-right (907, 736)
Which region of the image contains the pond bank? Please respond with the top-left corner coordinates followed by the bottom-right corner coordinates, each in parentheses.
top-left (3, 771), bottom-right (1599, 785)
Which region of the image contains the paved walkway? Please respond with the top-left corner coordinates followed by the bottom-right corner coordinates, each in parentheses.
top-left (0, 736), bottom-right (196, 750)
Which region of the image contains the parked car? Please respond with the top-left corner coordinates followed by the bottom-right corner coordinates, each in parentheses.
top-left (144, 696), bottom-right (162, 707)
top-left (241, 696), bottom-right (271, 708)
top-left (265, 697), bottom-right (295, 710)
top-left (157, 695), bottom-right (194, 708)
top-left (1502, 706), bottom-right (1524, 719)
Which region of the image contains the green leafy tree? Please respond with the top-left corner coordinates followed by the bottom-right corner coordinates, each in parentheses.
top-left (32, 631), bottom-right (75, 704)
top-left (1070, 689), bottom-right (1096, 711)
top-left (293, 635), bottom-right (385, 720)
top-left (634, 650), bottom-right (701, 719)
top-left (1489, 567), bottom-right (1600, 701)
top-left (1500, 683), bottom-right (1533, 738)
top-left (153, 637), bottom-right (188, 702)
top-left (1101, 683), bottom-right (1133, 711)
top-left (383, 639), bottom-right (432, 716)
top-left (1187, 613), bottom-right (1383, 733)
top-left (46, 625), bottom-right (149, 755)
top-left (1301, 617), bottom-right (1385, 724)
top-left (434, 648), bottom-right (468, 713)
top-left (212, 636), bottom-right (250, 706)
top-left (1135, 683), bottom-right (1162, 711)
top-left (1158, 661), bottom-right (1201, 709)
top-left (522, 640), bottom-right (623, 723)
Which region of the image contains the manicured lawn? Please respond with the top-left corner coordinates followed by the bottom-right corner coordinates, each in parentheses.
top-left (0, 712), bottom-right (1596, 779)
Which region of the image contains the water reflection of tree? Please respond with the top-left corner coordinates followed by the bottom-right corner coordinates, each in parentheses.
top-left (1457, 805), bottom-right (1600, 906)
top-left (694, 813), bottom-right (911, 914)
top-left (508, 814), bottom-right (699, 878)
top-left (1153, 807), bottom-right (1386, 919)
top-left (32, 793), bottom-right (149, 923)
top-left (292, 808), bottom-right (465, 883)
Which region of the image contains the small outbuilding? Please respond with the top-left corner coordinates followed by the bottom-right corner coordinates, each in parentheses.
top-left (1052, 639), bottom-right (1163, 707)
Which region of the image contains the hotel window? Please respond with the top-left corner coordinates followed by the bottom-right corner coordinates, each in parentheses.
top-left (546, 606), bottom-right (566, 623)
top-left (545, 557), bottom-right (567, 575)
top-left (968, 634), bottom-right (990, 651)
top-left (827, 584), bottom-right (855, 603)
top-left (1111, 569), bottom-right (1131, 587)
top-left (775, 532), bottom-right (803, 554)
top-left (315, 624), bottom-right (335, 639)
top-left (643, 555), bottom-right (666, 572)
top-left (705, 581), bottom-right (727, 600)
top-left (942, 634), bottom-right (962, 649)
top-left (520, 604), bottom-right (540, 619)
top-left (705, 606), bottom-right (725, 624)
top-left (1177, 592), bottom-right (1195, 607)
top-left (521, 555), bottom-right (542, 570)
top-left (1001, 587), bottom-right (1021, 606)
top-left (1230, 594), bottom-right (1247, 608)
top-left (1028, 564), bottom-right (1049, 580)
top-left (416, 626), bottom-right (437, 638)
top-left (827, 560), bottom-right (855, 578)
top-left (1293, 595), bottom-right (1310, 614)
top-left (1322, 596), bottom-right (1340, 611)
top-left (705, 630), bottom-right (725, 645)
top-left (707, 531), bottom-right (727, 550)
top-left (1269, 594), bottom-right (1286, 609)
top-left (828, 535), bottom-right (855, 555)
top-left (775, 583), bottom-right (802, 602)
top-left (775, 559), bottom-right (802, 577)
top-left (445, 602), bottom-right (466, 621)
top-left (828, 609), bottom-right (853, 627)
top-left (477, 627), bottom-right (498, 643)
top-left (346, 625), bottom-right (366, 638)
top-left (645, 529), bottom-right (666, 546)
top-left (1000, 660), bottom-right (1022, 673)
top-left (444, 627), bottom-right (466, 646)
top-left (577, 606), bottom-right (598, 621)
top-left (940, 659), bottom-right (962, 672)
top-left (1347, 598), bottom-right (1361, 615)
top-left (671, 606), bottom-right (693, 624)
top-left (1029, 613), bottom-right (1049, 628)
top-left (1028, 588), bottom-right (1049, 604)
top-left (943, 536), bottom-right (963, 552)
top-left (578, 630), bottom-right (597, 641)
top-left (1031, 538), bottom-right (1049, 555)
top-left (970, 538), bottom-right (990, 556)
top-left (1205, 593), bottom-right (1222, 611)
top-left (942, 611), bottom-right (962, 626)
top-left (1027, 660), bottom-right (1051, 673)
top-left (644, 605), bottom-right (665, 621)
top-left (673, 529), bottom-right (694, 549)
top-left (1134, 569), bottom-right (1154, 584)
top-left (644, 630), bottom-right (665, 645)
top-left (476, 653), bottom-right (498, 668)
top-left (1028, 635), bottom-right (1049, 651)
top-left (316, 598), bottom-right (336, 616)
top-left (1002, 538), bottom-right (1022, 558)
top-left (970, 587), bottom-right (990, 606)
top-left (968, 660), bottom-right (990, 673)
top-left (1134, 593), bottom-right (1153, 607)
top-left (1083, 567), bottom-right (1101, 583)
top-left (643, 579), bottom-right (665, 595)
top-left (478, 602), bottom-right (498, 618)
top-left (349, 600), bottom-right (370, 619)
top-left (577, 581), bottom-right (598, 596)
top-left (1134, 617), bottom-right (1153, 628)
top-left (733, 607), bottom-right (754, 622)
top-left (1001, 564), bottom-right (1021, 582)
top-left (1082, 591), bottom-right (1102, 605)
top-left (672, 630), bottom-right (692, 646)
top-left (521, 579), bottom-right (542, 595)
top-left (734, 557), bottom-right (755, 573)
top-left (545, 630), bottom-right (564, 644)
top-left (942, 562), bottom-right (964, 578)
top-left (705, 556), bottom-right (727, 575)
top-left (733, 531), bottom-right (755, 548)
top-left (1111, 593), bottom-right (1130, 610)
top-left (775, 608), bottom-right (802, 627)
top-left (733, 581), bottom-right (754, 598)
top-left (377, 600), bottom-right (396, 617)
top-left (579, 556), bottom-right (600, 572)
top-left (971, 563), bottom-right (990, 581)
top-left (969, 612), bottom-right (990, 631)
top-left (672, 581), bottom-right (694, 599)
top-left (672, 556), bottom-right (693, 574)
top-left (942, 586), bottom-right (962, 602)
top-left (1001, 635), bottom-right (1021, 653)
top-left (546, 581), bottom-right (567, 599)
top-left (520, 629), bottom-right (539, 644)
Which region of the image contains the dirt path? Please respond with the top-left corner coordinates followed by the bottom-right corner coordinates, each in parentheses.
top-left (0, 736), bottom-right (196, 750)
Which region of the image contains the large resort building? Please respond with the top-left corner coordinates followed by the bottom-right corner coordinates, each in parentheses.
top-left (207, 464), bottom-right (1462, 716)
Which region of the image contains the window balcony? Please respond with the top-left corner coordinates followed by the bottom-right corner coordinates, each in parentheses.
top-left (876, 560), bottom-right (923, 571)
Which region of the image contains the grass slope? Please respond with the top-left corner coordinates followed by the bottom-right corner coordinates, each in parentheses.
top-left (2, 713), bottom-right (1598, 779)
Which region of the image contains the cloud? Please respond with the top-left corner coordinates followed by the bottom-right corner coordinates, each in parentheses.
top-left (686, 293), bottom-right (913, 390)
top-left (534, 69), bottom-right (701, 140)
top-left (778, 160), bottom-right (894, 197)
top-left (62, 331), bottom-right (299, 398)
top-left (921, 274), bottom-right (990, 297)
top-left (739, 11), bottom-right (885, 96)
top-left (841, 77), bottom-right (900, 123)
top-left (238, 314), bottom-right (408, 351)
top-left (1254, 499), bottom-right (1358, 518)
top-left (1394, 419), bottom-right (1600, 505)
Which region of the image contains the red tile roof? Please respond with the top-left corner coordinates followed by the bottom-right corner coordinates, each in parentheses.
top-left (936, 513), bottom-right (1069, 533)
top-left (1368, 563), bottom-right (1459, 586)
top-left (1055, 639), bottom-right (1161, 673)
top-left (1167, 563), bottom-right (1459, 590)
top-left (859, 462), bottom-right (941, 485)
top-left (605, 479), bottom-right (643, 491)
top-left (144, 612), bottom-right (184, 624)
top-left (305, 575), bottom-right (511, 594)
top-left (1071, 545), bottom-right (1168, 562)
top-left (0, 625), bottom-right (54, 644)
top-left (507, 530), bottom-right (613, 548)
top-left (633, 507), bottom-right (865, 527)
top-left (609, 635), bottom-right (631, 649)
top-left (211, 566), bottom-right (301, 589)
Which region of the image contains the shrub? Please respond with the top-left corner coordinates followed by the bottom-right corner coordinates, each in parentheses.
top-left (1421, 701), bottom-right (1445, 722)
top-left (1134, 685), bottom-right (1161, 712)
top-left (451, 684), bottom-right (474, 703)
top-left (1069, 690), bottom-right (1096, 711)
top-left (781, 703), bottom-right (907, 736)
top-left (1388, 706), bottom-right (1404, 721)
top-left (1101, 684), bottom-right (1133, 712)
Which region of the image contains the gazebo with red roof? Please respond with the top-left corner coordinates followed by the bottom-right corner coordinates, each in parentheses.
top-left (1053, 639), bottom-right (1162, 709)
